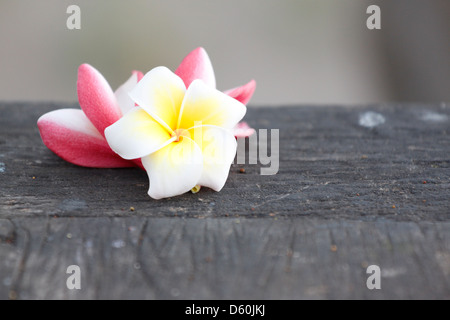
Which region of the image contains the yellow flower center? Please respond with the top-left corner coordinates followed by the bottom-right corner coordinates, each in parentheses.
top-left (171, 128), bottom-right (191, 142)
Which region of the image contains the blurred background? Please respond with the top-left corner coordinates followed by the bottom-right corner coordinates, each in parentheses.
top-left (0, 0), bottom-right (449, 106)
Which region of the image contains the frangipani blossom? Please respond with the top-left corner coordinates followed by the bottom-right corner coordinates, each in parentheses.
top-left (105, 67), bottom-right (246, 199)
top-left (37, 47), bottom-right (255, 169)
top-left (38, 64), bottom-right (144, 168)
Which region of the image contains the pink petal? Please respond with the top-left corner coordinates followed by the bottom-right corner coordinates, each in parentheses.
top-left (132, 70), bottom-right (144, 82)
top-left (131, 70), bottom-right (144, 107)
top-left (175, 47), bottom-right (216, 89)
top-left (224, 79), bottom-right (256, 105)
top-left (233, 121), bottom-right (255, 138)
top-left (128, 71), bottom-right (144, 108)
top-left (37, 109), bottom-right (134, 168)
top-left (77, 64), bottom-right (122, 138)
top-left (133, 158), bottom-right (144, 170)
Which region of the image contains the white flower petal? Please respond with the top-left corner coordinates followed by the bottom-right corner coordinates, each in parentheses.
top-left (177, 79), bottom-right (247, 131)
top-left (142, 137), bottom-right (203, 199)
top-left (104, 107), bottom-right (173, 160)
top-left (114, 72), bottom-right (139, 115)
top-left (129, 66), bottom-right (186, 133)
top-left (188, 125), bottom-right (237, 191)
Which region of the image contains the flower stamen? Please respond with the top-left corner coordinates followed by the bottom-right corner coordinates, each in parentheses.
top-left (171, 128), bottom-right (191, 142)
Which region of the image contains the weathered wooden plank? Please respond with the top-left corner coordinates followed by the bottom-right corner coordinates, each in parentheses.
top-left (0, 102), bottom-right (449, 299)
top-left (1, 102), bottom-right (449, 220)
top-left (0, 217), bottom-right (449, 300)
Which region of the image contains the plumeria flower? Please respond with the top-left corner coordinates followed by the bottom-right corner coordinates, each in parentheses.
top-left (105, 67), bottom-right (246, 199)
top-left (37, 47), bottom-right (255, 169)
top-left (38, 64), bottom-right (144, 168)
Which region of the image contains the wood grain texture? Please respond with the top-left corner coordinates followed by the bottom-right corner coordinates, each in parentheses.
top-left (0, 102), bottom-right (449, 299)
